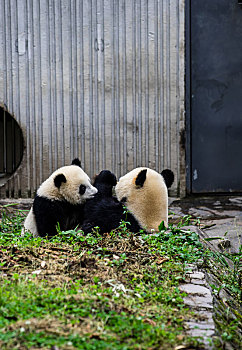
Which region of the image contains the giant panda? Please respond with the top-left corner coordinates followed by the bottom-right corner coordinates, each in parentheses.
top-left (81, 167), bottom-right (174, 234)
top-left (22, 158), bottom-right (98, 238)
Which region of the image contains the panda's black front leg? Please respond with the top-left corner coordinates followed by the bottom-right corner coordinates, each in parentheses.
top-left (33, 196), bottom-right (66, 238)
top-left (64, 203), bottom-right (85, 231)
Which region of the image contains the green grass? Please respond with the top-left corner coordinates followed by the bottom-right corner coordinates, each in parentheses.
top-left (0, 204), bottom-right (241, 349)
top-left (0, 277), bottom-right (190, 349)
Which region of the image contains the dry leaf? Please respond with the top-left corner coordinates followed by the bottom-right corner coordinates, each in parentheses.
top-left (41, 261), bottom-right (46, 268)
top-left (143, 318), bottom-right (156, 326)
top-left (174, 346), bottom-right (188, 350)
top-left (156, 257), bottom-right (169, 265)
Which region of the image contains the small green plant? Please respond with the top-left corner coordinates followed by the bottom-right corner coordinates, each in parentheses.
top-left (158, 220), bottom-right (166, 231)
top-left (210, 283), bottom-right (226, 297)
top-left (118, 220), bottom-right (130, 234)
top-left (110, 252), bottom-right (127, 266)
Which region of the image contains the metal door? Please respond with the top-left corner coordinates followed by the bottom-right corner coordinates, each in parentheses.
top-left (188, 0), bottom-right (242, 193)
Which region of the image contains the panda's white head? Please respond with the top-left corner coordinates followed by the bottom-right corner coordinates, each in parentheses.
top-left (37, 158), bottom-right (98, 204)
top-left (115, 167), bottom-right (173, 232)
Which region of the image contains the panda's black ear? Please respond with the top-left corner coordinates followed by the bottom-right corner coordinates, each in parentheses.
top-left (135, 169), bottom-right (147, 187)
top-left (109, 172), bottom-right (117, 186)
top-left (71, 158), bottom-right (81, 167)
top-left (54, 174), bottom-right (67, 188)
top-left (161, 169), bottom-right (174, 188)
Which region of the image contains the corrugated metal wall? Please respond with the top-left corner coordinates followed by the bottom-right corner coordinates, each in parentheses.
top-left (0, 0), bottom-right (185, 198)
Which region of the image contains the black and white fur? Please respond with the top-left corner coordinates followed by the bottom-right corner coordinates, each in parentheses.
top-left (81, 170), bottom-right (141, 234)
top-left (81, 167), bottom-right (174, 234)
top-left (22, 159), bottom-right (97, 237)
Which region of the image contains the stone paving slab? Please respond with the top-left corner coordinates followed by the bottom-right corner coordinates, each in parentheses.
top-left (179, 264), bottom-right (215, 349)
top-left (170, 196), bottom-right (242, 254)
top-left (179, 284), bottom-right (211, 296)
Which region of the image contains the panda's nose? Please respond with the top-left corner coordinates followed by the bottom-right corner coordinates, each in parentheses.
top-left (85, 186), bottom-right (98, 199)
top-left (90, 186), bottom-right (98, 195)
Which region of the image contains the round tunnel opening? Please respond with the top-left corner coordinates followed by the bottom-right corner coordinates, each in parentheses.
top-left (0, 107), bottom-right (24, 183)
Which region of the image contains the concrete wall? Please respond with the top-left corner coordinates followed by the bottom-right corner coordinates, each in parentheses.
top-left (0, 0), bottom-right (185, 198)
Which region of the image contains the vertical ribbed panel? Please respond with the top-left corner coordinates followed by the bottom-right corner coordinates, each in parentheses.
top-left (0, 0), bottom-right (185, 198)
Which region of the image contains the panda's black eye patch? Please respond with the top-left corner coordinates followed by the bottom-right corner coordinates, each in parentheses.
top-left (79, 184), bottom-right (86, 195)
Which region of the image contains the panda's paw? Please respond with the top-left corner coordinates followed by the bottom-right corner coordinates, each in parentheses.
top-left (81, 222), bottom-right (95, 235)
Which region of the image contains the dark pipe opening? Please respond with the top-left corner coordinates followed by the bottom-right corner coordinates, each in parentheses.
top-left (0, 107), bottom-right (24, 179)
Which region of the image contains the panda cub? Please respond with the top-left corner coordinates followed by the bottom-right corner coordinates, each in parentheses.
top-left (22, 158), bottom-right (97, 238)
top-left (81, 167), bottom-right (174, 234)
top-left (81, 169), bottom-right (141, 234)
